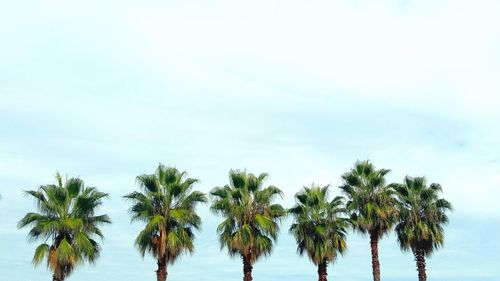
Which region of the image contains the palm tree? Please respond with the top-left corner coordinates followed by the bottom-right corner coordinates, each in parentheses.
top-left (339, 160), bottom-right (397, 281)
top-left (391, 176), bottom-right (452, 281)
top-left (289, 185), bottom-right (349, 281)
top-left (123, 164), bottom-right (207, 281)
top-left (18, 172), bottom-right (111, 281)
top-left (210, 170), bottom-right (287, 281)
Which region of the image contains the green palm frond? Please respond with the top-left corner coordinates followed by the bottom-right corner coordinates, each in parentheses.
top-left (210, 169), bottom-right (286, 264)
top-left (124, 164), bottom-right (207, 265)
top-left (18, 173), bottom-right (110, 280)
top-left (289, 185), bottom-right (349, 266)
top-left (33, 243), bottom-right (50, 265)
top-left (339, 160), bottom-right (397, 238)
top-left (392, 176), bottom-right (452, 256)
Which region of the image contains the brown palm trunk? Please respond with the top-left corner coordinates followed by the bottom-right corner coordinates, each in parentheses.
top-left (317, 261), bottom-right (328, 281)
top-left (414, 249), bottom-right (427, 281)
top-left (369, 231), bottom-right (381, 281)
top-left (242, 255), bottom-right (253, 281)
top-left (156, 255), bottom-right (168, 281)
top-left (53, 269), bottom-right (65, 281)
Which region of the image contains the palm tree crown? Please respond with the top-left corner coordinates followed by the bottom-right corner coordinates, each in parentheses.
top-left (339, 160), bottom-right (397, 281)
top-left (339, 160), bottom-right (397, 237)
top-left (123, 164), bottom-right (207, 281)
top-left (392, 176), bottom-right (452, 255)
top-left (289, 185), bottom-right (349, 281)
top-left (210, 170), bottom-right (286, 281)
top-left (18, 172), bottom-right (111, 281)
top-left (391, 176), bottom-right (452, 281)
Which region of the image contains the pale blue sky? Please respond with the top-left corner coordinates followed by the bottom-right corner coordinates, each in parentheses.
top-left (1, 0), bottom-right (500, 280)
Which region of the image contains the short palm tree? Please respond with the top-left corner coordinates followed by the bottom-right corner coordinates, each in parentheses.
top-left (289, 185), bottom-right (349, 281)
top-left (391, 176), bottom-right (452, 281)
top-left (210, 170), bottom-right (287, 281)
top-left (123, 164), bottom-right (207, 281)
top-left (18, 172), bottom-right (111, 281)
top-left (339, 160), bottom-right (397, 281)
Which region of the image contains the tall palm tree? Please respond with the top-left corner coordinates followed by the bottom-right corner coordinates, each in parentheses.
top-left (289, 185), bottom-right (349, 281)
top-left (391, 176), bottom-right (452, 281)
top-left (339, 160), bottom-right (397, 281)
top-left (210, 170), bottom-right (287, 281)
top-left (18, 172), bottom-right (111, 281)
top-left (123, 164), bottom-right (207, 281)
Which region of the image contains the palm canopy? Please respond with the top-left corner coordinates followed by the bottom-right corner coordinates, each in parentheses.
top-left (339, 160), bottom-right (397, 238)
top-left (210, 170), bottom-right (287, 264)
top-left (123, 164), bottom-right (207, 264)
top-left (18, 172), bottom-right (110, 280)
top-left (391, 176), bottom-right (453, 256)
top-left (289, 185), bottom-right (349, 266)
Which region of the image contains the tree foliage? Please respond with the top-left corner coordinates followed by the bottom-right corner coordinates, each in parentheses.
top-left (18, 173), bottom-right (110, 280)
top-left (210, 170), bottom-right (286, 264)
top-left (289, 185), bottom-right (348, 266)
top-left (124, 164), bottom-right (207, 265)
top-left (339, 160), bottom-right (397, 237)
top-left (391, 176), bottom-right (453, 256)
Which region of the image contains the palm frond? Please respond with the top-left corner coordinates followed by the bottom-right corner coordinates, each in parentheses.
top-left (126, 164), bottom-right (205, 265)
top-left (289, 184), bottom-right (349, 266)
top-left (393, 176), bottom-right (452, 257)
top-left (19, 173), bottom-right (109, 279)
top-left (211, 169), bottom-right (286, 265)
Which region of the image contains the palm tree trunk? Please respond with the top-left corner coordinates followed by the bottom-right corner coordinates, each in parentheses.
top-left (242, 255), bottom-right (253, 281)
top-left (369, 231), bottom-right (381, 281)
top-left (414, 249), bottom-right (427, 281)
top-left (156, 256), bottom-right (168, 281)
top-left (317, 261), bottom-right (328, 281)
top-left (53, 268), bottom-right (65, 281)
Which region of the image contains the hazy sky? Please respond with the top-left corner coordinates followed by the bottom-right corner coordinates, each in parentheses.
top-left (1, 0), bottom-right (500, 280)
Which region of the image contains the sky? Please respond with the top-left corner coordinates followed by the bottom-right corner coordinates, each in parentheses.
top-left (1, 0), bottom-right (500, 280)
